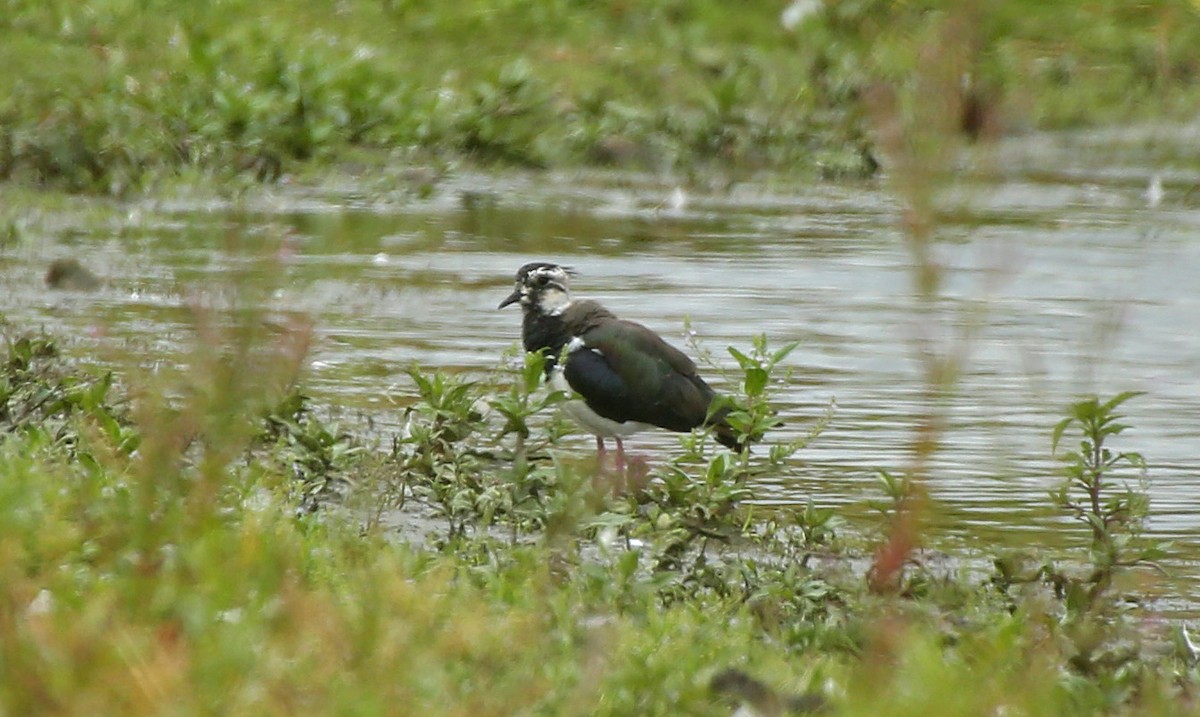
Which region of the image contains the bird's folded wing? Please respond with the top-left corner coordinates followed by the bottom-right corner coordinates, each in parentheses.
top-left (562, 321), bottom-right (714, 432)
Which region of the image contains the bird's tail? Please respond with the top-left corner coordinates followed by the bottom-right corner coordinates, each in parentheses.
top-left (706, 398), bottom-right (782, 452)
top-left (712, 420), bottom-right (745, 452)
top-left (706, 401), bottom-right (747, 452)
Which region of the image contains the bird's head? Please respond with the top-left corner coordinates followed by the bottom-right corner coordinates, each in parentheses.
top-left (498, 262), bottom-right (574, 314)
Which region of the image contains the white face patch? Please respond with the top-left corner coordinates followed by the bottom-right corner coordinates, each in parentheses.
top-left (522, 265), bottom-right (572, 314)
top-left (540, 288), bottom-right (571, 315)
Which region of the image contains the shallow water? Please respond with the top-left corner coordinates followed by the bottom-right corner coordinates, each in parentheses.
top-left (3, 126), bottom-right (1199, 605)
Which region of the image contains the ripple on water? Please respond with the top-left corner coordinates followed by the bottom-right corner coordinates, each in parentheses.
top-left (4, 127), bottom-right (1199, 609)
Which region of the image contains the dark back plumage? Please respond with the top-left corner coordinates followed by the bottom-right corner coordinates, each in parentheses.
top-left (559, 301), bottom-right (716, 430)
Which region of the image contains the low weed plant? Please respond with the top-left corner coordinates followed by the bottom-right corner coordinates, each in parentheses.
top-left (1, 309), bottom-right (1193, 715)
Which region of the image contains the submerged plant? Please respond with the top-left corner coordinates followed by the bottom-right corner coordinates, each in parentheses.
top-left (258, 389), bottom-right (364, 505)
top-left (489, 349), bottom-right (565, 473)
top-left (0, 331), bottom-right (134, 456)
top-left (1049, 391), bottom-right (1163, 610)
top-left (391, 366), bottom-right (491, 537)
top-left (388, 353), bottom-right (575, 541)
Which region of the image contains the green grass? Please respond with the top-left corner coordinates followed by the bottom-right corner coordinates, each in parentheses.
top-left (0, 312), bottom-right (1195, 715)
top-left (2, 0), bottom-right (1198, 193)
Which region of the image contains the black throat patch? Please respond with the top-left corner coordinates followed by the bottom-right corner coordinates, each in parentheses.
top-left (522, 309), bottom-right (568, 375)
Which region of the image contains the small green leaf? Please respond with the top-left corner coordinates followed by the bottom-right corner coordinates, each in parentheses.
top-left (1103, 390), bottom-right (1144, 412)
top-left (744, 367), bottom-right (768, 397)
top-left (727, 346), bottom-right (755, 370)
top-left (1050, 416), bottom-right (1072, 454)
top-left (769, 341), bottom-right (800, 367)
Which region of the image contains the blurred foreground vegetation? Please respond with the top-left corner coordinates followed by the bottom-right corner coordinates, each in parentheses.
top-left (0, 311), bottom-right (1195, 715)
top-left (2, 0), bottom-right (1198, 193)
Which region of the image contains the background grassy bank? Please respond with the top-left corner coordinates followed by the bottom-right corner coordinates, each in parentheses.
top-left (2, 0), bottom-right (1198, 193)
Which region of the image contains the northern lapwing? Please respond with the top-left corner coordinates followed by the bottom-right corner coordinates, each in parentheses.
top-left (709, 668), bottom-right (827, 716)
top-left (498, 262), bottom-right (744, 472)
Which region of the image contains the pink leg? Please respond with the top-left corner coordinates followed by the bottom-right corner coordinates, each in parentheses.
top-left (595, 436), bottom-right (607, 468)
top-left (614, 437), bottom-right (627, 476)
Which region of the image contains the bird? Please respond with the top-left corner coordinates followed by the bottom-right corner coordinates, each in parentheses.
top-left (44, 258), bottom-right (102, 291)
top-left (709, 668), bottom-right (827, 716)
top-left (498, 261), bottom-right (744, 472)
